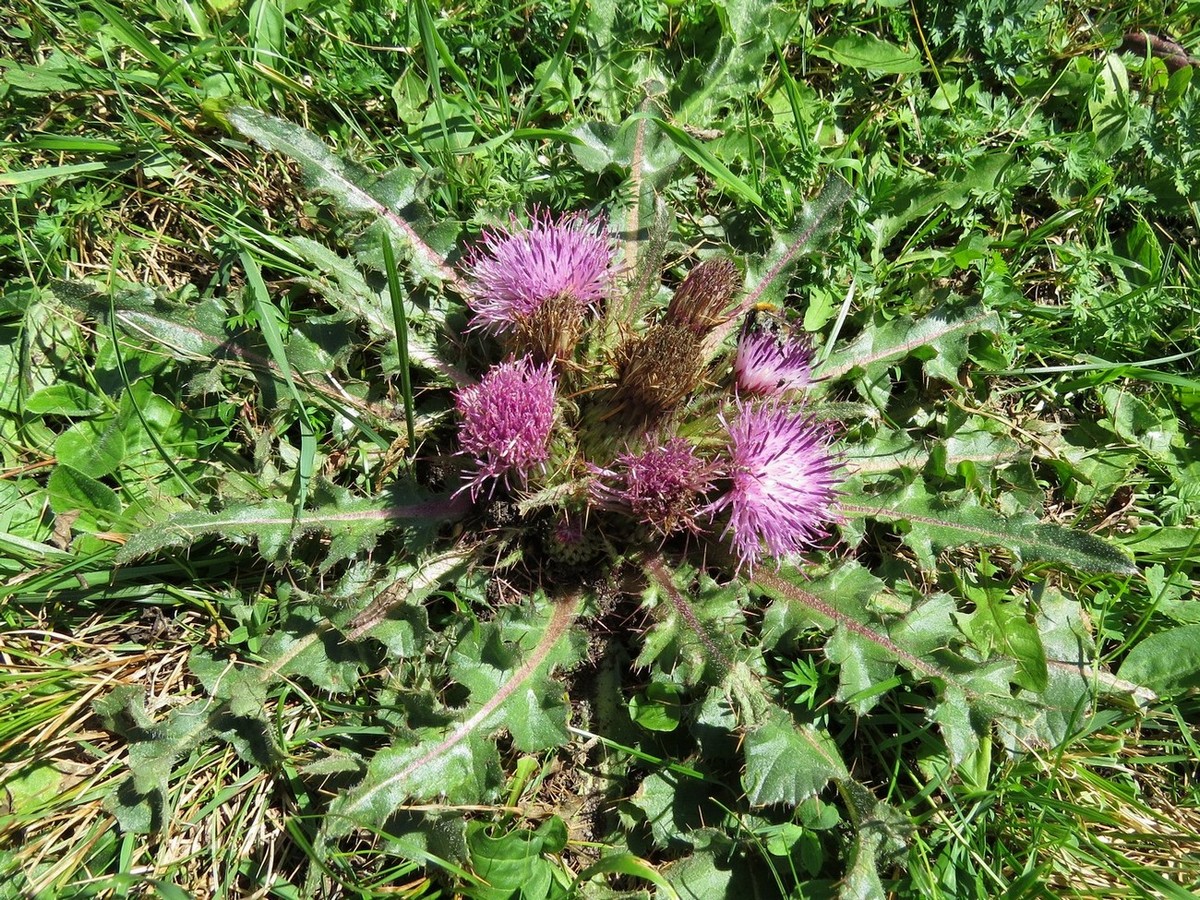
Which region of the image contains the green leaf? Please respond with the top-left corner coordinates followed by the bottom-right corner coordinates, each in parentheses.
top-left (870, 155), bottom-right (1014, 249)
top-left (838, 781), bottom-right (911, 900)
top-left (658, 830), bottom-right (746, 900)
top-left (23, 383), bottom-right (104, 416)
top-left (1002, 589), bottom-right (1097, 750)
top-left (818, 304), bottom-right (1000, 393)
top-left (241, 250), bottom-right (316, 517)
top-left (638, 562), bottom-right (748, 685)
top-left (115, 490), bottom-right (468, 566)
top-left (95, 689), bottom-right (222, 833)
top-left (625, 770), bottom-right (709, 850)
top-left (226, 106), bottom-right (458, 287)
top-left (574, 852), bottom-right (680, 899)
top-left (466, 819), bottom-right (569, 900)
top-left (741, 708), bottom-right (848, 807)
top-left (674, 0), bottom-right (785, 123)
top-left (279, 236), bottom-right (465, 386)
top-left (824, 626), bottom-right (897, 715)
top-left (46, 464), bottom-right (121, 528)
top-left (54, 417), bottom-right (126, 478)
top-left (327, 594), bottom-right (582, 836)
top-left (1117, 624), bottom-right (1200, 696)
top-left (762, 561), bottom-right (888, 648)
top-left (651, 116), bottom-right (764, 210)
top-left (840, 484), bottom-right (1137, 575)
top-left (629, 682), bottom-right (684, 732)
top-left (448, 600), bottom-right (583, 752)
top-left (958, 587), bottom-right (1048, 692)
top-left (812, 34), bottom-right (923, 73)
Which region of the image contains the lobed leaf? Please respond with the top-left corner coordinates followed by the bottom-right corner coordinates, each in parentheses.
top-left (840, 483), bottom-right (1136, 574)
top-left (326, 593), bottom-right (583, 838)
top-left (741, 707), bottom-right (848, 807)
top-left (818, 304), bottom-right (1000, 401)
top-left (226, 106), bottom-right (459, 288)
top-left (115, 491), bottom-right (469, 566)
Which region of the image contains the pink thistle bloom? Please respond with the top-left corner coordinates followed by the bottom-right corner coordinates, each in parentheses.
top-left (455, 357), bottom-right (556, 499)
top-left (463, 209), bottom-right (615, 334)
top-left (712, 400), bottom-right (840, 571)
top-left (591, 438), bottom-right (718, 536)
top-left (734, 328), bottom-right (815, 396)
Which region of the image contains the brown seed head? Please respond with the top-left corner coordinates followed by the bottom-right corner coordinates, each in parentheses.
top-left (614, 324), bottom-right (704, 418)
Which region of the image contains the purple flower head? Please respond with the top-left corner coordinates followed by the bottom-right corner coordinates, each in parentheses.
top-left (712, 400), bottom-right (840, 571)
top-left (734, 327), bottom-right (815, 396)
top-left (592, 438), bottom-right (718, 536)
top-left (463, 209), bottom-right (615, 335)
top-left (455, 356), bottom-right (557, 499)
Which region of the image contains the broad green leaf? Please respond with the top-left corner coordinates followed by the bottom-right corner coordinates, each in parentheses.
top-left (247, 0), bottom-right (284, 66)
top-left (741, 708), bottom-right (848, 807)
top-left (46, 464), bottom-right (121, 529)
top-left (840, 483), bottom-right (1136, 575)
top-left (762, 561), bottom-right (888, 649)
top-left (338, 730), bottom-right (503, 820)
top-left (257, 608), bottom-right (363, 694)
top-left (226, 106), bottom-right (458, 287)
top-left (716, 176), bottom-right (853, 351)
top-left (574, 852), bottom-right (680, 899)
top-left (54, 417), bottom-right (126, 477)
top-left (838, 781), bottom-right (910, 900)
top-left (638, 562), bottom-right (748, 685)
top-left (958, 587), bottom-right (1048, 692)
top-left (658, 831), bottom-right (746, 900)
top-left (625, 770), bottom-right (712, 850)
top-left (276, 236), bottom-right (468, 385)
top-left (1101, 384), bottom-right (1183, 467)
top-left (466, 819), bottom-right (569, 900)
top-left (23, 383), bottom-right (104, 416)
top-left (95, 687), bottom-right (223, 833)
top-left (1117, 624), bottom-right (1200, 696)
top-left (870, 155), bottom-right (1014, 249)
top-left (448, 600), bottom-right (583, 752)
top-left (1002, 589), bottom-right (1097, 750)
top-left (929, 659), bottom-right (1035, 767)
top-left (812, 34), bottom-right (923, 73)
top-left (674, 0), bottom-right (785, 123)
top-left (629, 682), bottom-right (684, 732)
top-left (824, 627), bottom-right (897, 715)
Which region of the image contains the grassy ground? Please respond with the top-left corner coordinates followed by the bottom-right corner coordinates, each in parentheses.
top-left (2, 0), bottom-right (1199, 897)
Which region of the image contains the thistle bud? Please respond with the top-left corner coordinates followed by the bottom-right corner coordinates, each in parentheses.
top-left (665, 257), bottom-right (740, 336)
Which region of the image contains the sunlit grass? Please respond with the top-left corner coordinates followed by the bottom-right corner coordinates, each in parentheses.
top-left (2, 0), bottom-right (1198, 895)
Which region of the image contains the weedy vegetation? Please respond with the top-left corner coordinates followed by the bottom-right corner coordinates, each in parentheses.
top-left (2, 0), bottom-right (1200, 897)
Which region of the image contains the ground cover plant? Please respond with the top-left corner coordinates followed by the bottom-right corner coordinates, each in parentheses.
top-left (2, 0), bottom-right (1200, 896)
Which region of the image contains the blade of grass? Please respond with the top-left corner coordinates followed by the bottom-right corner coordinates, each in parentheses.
top-left (239, 250), bottom-right (316, 519)
top-left (380, 233), bottom-right (416, 452)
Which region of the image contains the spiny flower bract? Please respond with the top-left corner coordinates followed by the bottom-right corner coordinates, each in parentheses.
top-left (734, 327), bottom-right (815, 396)
top-left (463, 209), bottom-right (615, 335)
top-left (714, 400), bottom-right (840, 570)
top-left (454, 356), bottom-right (557, 499)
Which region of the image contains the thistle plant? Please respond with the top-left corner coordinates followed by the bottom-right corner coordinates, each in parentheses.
top-left (75, 102), bottom-right (1146, 899)
top-left (448, 205), bottom-right (842, 576)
